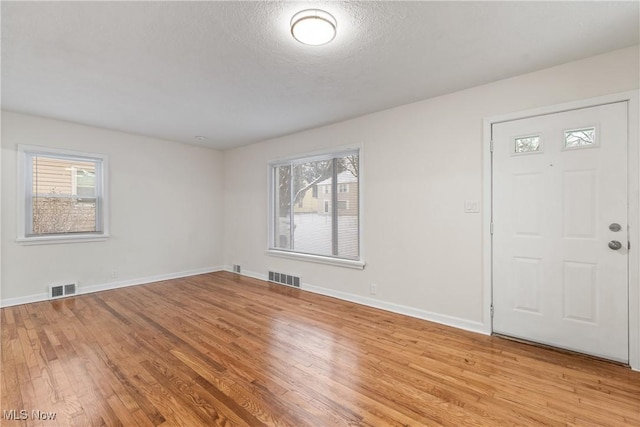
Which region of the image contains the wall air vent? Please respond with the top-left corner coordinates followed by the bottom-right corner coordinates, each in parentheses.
top-left (268, 271), bottom-right (300, 288)
top-left (49, 283), bottom-right (77, 300)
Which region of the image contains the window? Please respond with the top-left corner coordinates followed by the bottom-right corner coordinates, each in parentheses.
top-left (72, 166), bottom-right (96, 201)
top-left (514, 135), bottom-right (541, 153)
top-left (270, 149), bottom-right (361, 266)
top-left (18, 145), bottom-right (109, 244)
top-left (564, 127), bottom-right (596, 149)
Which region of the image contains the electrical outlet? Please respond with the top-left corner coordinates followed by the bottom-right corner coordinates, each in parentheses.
top-left (110, 270), bottom-right (119, 279)
top-left (370, 284), bottom-right (377, 295)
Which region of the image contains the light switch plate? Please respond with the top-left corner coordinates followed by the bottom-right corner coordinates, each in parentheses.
top-left (464, 200), bottom-right (480, 213)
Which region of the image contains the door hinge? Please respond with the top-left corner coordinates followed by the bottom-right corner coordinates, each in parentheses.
top-left (629, 241), bottom-right (631, 250)
top-left (490, 304), bottom-right (494, 318)
top-left (490, 222), bottom-right (494, 235)
top-left (490, 140), bottom-right (494, 152)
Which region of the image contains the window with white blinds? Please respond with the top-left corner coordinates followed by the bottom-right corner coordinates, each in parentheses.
top-left (18, 145), bottom-right (109, 243)
top-left (270, 149), bottom-right (360, 264)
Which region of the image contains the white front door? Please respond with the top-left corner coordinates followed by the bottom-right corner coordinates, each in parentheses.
top-left (492, 101), bottom-right (629, 363)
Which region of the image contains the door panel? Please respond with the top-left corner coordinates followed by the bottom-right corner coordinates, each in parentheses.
top-left (492, 102), bottom-right (629, 363)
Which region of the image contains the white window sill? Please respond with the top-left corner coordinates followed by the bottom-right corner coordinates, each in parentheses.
top-left (267, 249), bottom-right (365, 270)
top-left (17, 234), bottom-right (110, 246)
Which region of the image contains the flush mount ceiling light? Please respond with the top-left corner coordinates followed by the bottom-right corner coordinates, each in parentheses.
top-left (290, 9), bottom-right (337, 46)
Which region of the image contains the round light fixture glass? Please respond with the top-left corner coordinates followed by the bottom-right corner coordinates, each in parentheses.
top-left (290, 9), bottom-right (337, 46)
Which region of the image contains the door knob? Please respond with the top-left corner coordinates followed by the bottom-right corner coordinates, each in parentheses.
top-left (608, 240), bottom-right (622, 250)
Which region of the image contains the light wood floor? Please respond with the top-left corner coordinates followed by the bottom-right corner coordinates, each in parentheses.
top-left (1, 271), bottom-right (639, 426)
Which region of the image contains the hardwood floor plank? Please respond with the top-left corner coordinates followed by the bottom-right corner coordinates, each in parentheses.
top-left (104, 355), bottom-right (167, 426)
top-left (2, 311), bottom-right (26, 427)
top-left (99, 291), bottom-right (312, 426)
top-left (171, 348), bottom-right (294, 427)
top-left (2, 271), bottom-right (639, 426)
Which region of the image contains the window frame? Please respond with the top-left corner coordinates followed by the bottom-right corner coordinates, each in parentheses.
top-left (17, 145), bottom-right (110, 245)
top-left (267, 146), bottom-right (364, 269)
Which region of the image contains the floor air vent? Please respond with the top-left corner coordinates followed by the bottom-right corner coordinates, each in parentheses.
top-left (49, 283), bottom-right (77, 300)
top-left (268, 271), bottom-right (300, 288)
top-left (233, 264), bottom-right (241, 273)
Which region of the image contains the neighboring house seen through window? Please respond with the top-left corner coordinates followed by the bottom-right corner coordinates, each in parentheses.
top-left (270, 149), bottom-right (360, 263)
top-left (18, 145), bottom-right (109, 244)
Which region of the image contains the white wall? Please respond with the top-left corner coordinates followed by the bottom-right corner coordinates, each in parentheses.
top-left (222, 46), bottom-right (640, 333)
top-left (1, 112), bottom-right (225, 304)
top-left (1, 47), bottom-right (637, 333)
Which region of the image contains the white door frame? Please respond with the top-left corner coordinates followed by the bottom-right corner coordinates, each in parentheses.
top-left (482, 90), bottom-right (640, 371)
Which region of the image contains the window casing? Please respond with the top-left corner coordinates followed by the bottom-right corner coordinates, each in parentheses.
top-left (269, 148), bottom-right (362, 267)
top-left (18, 145), bottom-right (109, 244)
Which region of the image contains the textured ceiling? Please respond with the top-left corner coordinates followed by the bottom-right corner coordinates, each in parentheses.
top-left (2, 1), bottom-right (638, 149)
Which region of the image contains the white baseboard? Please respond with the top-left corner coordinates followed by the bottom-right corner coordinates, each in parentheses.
top-left (302, 283), bottom-right (487, 335)
top-left (0, 266), bottom-right (225, 308)
top-left (0, 292), bottom-right (49, 308)
top-left (223, 265), bottom-right (266, 282)
top-left (224, 267), bottom-right (488, 335)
